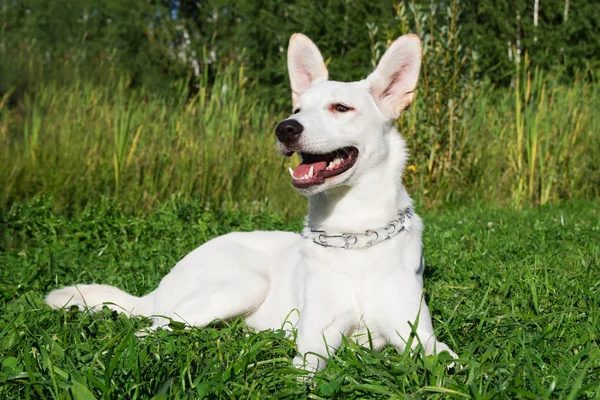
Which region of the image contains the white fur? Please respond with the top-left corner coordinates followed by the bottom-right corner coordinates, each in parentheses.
top-left (46, 33), bottom-right (456, 372)
top-left (288, 33), bottom-right (329, 107)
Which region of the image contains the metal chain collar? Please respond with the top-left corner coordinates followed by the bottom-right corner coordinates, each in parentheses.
top-left (301, 208), bottom-right (412, 249)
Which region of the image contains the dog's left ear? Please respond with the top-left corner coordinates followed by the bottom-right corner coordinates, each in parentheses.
top-left (367, 34), bottom-right (422, 119)
top-left (288, 33), bottom-right (329, 107)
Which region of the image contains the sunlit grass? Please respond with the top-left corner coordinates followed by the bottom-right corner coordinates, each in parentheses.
top-left (465, 64), bottom-right (599, 208)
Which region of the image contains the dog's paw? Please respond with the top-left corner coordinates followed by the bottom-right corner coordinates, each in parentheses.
top-left (293, 356), bottom-right (321, 387)
top-left (438, 346), bottom-right (459, 370)
top-left (437, 344), bottom-right (458, 359)
top-left (427, 341), bottom-right (458, 370)
top-left (293, 353), bottom-right (326, 381)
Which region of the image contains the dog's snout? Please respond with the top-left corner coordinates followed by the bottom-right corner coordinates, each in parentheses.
top-left (275, 119), bottom-right (303, 144)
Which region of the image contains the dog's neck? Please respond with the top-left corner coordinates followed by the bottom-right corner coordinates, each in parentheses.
top-left (306, 132), bottom-right (413, 233)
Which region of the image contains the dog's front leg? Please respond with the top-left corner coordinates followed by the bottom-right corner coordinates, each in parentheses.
top-left (291, 258), bottom-right (357, 373)
top-left (292, 301), bottom-right (358, 373)
top-left (385, 298), bottom-right (458, 360)
top-left (293, 322), bottom-right (344, 373)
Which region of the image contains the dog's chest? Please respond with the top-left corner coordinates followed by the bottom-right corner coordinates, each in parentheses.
top-left (296, 242), bottom-right (420, 347)
top-left (299, 241), bottom-right (414, 301)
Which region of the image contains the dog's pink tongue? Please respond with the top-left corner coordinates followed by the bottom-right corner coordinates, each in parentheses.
top-left (293, 161), bottom-right (327, 178)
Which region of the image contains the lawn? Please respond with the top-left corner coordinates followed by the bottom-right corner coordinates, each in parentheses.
top-left (1, 198), bottom-right (599, 398)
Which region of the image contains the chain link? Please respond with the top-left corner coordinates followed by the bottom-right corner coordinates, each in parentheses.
top-left (303, 208), bottom-right (412, 249)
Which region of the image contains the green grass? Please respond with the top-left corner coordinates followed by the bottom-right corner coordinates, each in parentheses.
top-left (1, 198), bottom-right (599, 398)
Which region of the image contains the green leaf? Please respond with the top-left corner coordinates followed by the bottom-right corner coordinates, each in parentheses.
top-left (2, 356), bottom-right (18, 371)
top-left (70, 381), bottom-right (97, 400)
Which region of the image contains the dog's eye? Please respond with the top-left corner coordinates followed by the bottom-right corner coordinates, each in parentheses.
top-left (293, 109), bottom-right (300, 114)
top-left (332, 103), bottom-right (351, 113)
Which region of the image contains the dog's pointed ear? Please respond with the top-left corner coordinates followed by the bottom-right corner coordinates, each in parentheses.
top-left (367, 34), bottom-right (422, 119)
top-left (288, 33), bottom-right (328, 107)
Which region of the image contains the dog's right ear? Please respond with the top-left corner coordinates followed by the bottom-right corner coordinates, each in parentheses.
top-left (288, 33), bottom-right (328, 107)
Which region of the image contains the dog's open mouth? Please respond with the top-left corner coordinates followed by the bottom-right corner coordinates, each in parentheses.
top-left (289, 147), bottom-right (358, 188)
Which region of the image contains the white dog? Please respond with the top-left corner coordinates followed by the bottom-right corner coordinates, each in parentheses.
top-left (46, 33), bottom-right (456, 371)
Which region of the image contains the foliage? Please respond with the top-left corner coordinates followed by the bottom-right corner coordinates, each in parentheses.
top-left (1, 198), bottom-right (599, 398)
top-left (178, 0), bottom-right (399, 105)
top-left (459, 0), bottom-right (600, 83)
top-left (3, 0), bottom-right (599, 101)
top-left (0, 0), bottom-right (189, 98)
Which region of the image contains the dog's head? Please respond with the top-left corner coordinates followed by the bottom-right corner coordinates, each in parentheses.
top-left (276, 33), bottom-right (421, 196)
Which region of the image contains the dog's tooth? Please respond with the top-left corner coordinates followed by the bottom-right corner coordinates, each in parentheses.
top-left (308, 166), bottom-right (314, 178)
top-left (288, 167), bottom-right (294, 178)
top-left (327, 161), bottom-right (333, 170)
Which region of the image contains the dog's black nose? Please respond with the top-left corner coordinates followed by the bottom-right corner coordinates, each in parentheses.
top-left (275, 119), bottom-right (303, 144)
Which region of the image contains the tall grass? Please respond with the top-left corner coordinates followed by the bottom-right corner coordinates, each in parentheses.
top-left (511, 55), bottom-right (597, 207)
top-left (1, 64), bottom-right (596, 216)
top-left (465, 64), bottom-right (599, 208)
top-left (0, 64), bottom-right (302, 215)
